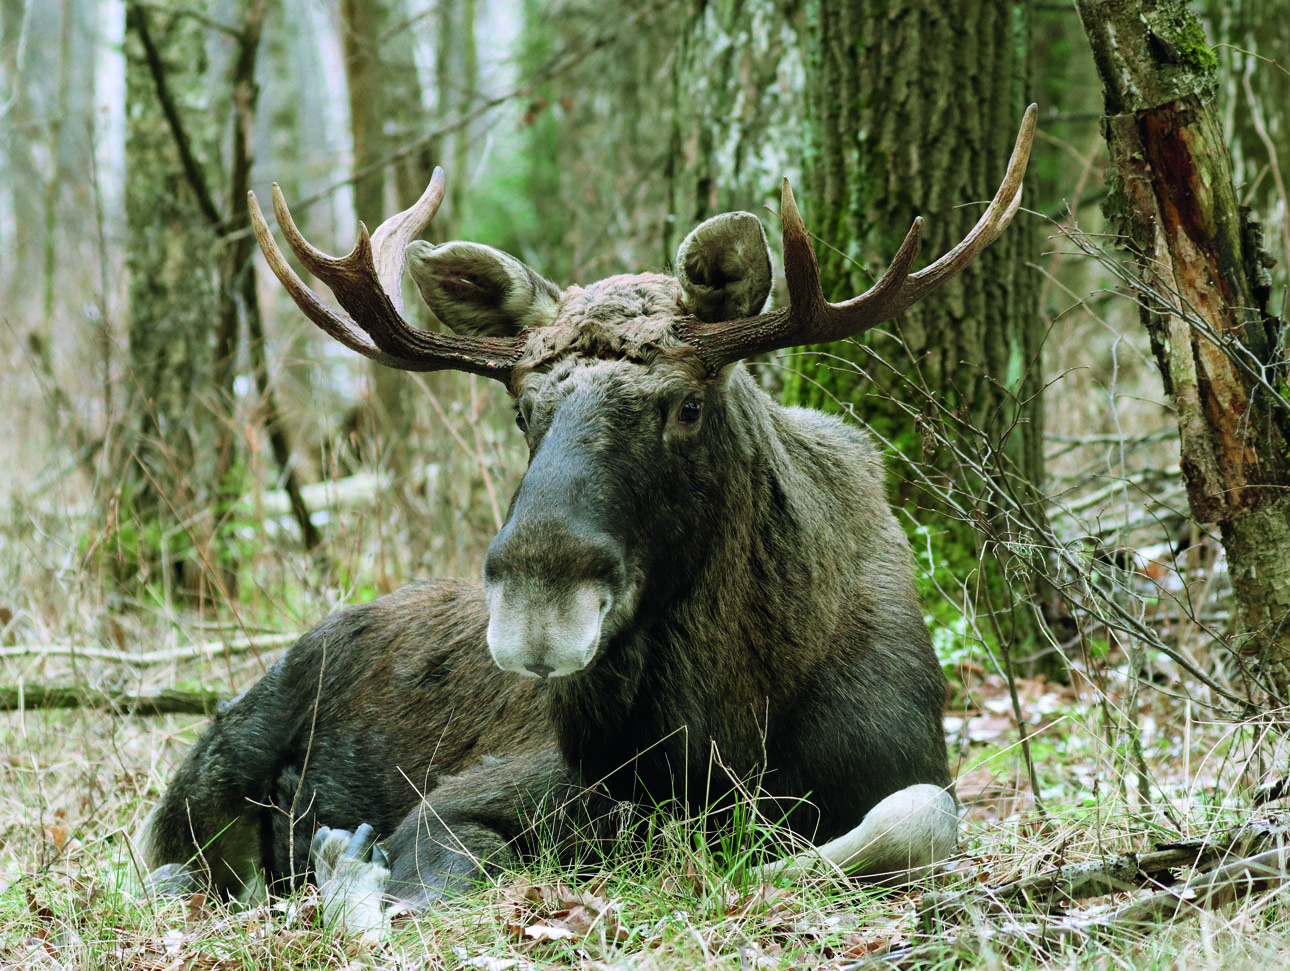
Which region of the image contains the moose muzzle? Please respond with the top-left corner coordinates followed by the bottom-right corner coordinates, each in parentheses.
top-left (482, 386), bottom-right (635, 679)
top-left (485, 580), bottom-right (612, 678)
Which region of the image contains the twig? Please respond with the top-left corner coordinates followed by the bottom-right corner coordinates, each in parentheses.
top-left (0, 633), bottom-right (296, 667)
top-left (0, 683), bottom-right (227, 715)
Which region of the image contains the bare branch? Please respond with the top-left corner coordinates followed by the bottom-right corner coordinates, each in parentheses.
top-left (0, 683), bottom-right (227, 715)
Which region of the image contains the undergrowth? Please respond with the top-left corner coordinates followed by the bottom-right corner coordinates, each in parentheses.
top-left (3, 247), bottom-right (1289, 968)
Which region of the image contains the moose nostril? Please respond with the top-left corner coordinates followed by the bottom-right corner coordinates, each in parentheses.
top-left (526, 661), bottom-right (554, 678)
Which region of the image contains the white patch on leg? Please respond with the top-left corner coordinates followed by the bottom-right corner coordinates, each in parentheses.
top-left (313, 829), bottom-right (391, 940)
top-left (754, 784), bottom-right (958, 883)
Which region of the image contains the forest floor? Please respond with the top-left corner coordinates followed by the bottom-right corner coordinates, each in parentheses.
top-left (4, 335), bottom-right (1290, 968)
top-left (3, 516), bottom-right (1290, 969)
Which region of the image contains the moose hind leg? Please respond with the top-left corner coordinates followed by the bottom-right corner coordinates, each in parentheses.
top-left (137, 661), bottom-right (305, 901)
top-left (756, 784), bottom-right (958, 883)
top-left (138, 800), bottom-right (265, 901)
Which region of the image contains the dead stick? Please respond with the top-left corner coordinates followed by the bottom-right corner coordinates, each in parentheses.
top-left (0, 683), bottom-right (227, 715)
top-left (0, 633), bottom-right (297, 667)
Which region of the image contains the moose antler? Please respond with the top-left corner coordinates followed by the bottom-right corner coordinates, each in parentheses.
top-left (679, 104), bottom-right (1038, 374)
top-left (247, 168), bottom-right (527, 383)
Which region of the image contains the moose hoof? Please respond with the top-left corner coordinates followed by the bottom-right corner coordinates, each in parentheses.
top-left (312, 823), bottom-right (389, 872)
top-left (312, 823), bottom-right (391, 938)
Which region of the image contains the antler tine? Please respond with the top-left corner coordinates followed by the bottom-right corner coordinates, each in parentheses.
top-left (369, 168), bottom-right (447, 312)
top-left (248, 175), bottom-right (527, 382)
top-left (900, 102), bottom-right (1036, 305)
top-left (679, 104), bottom-right (1037, 375)
top-left (248, 188), bottom-right (396, 363)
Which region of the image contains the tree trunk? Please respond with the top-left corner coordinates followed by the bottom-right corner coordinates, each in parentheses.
top-left (783, 0), bottom-right (1050, 672)
top-left (340, 0), bottom-right (415, 484)
top-left (664, 0), bottom-right (804, 266)
top-left (119, 0), bottom-right (314, 589)
top-left (432, 0), bottom-right (477, 234)
top-left (1076, 0), bottom-right (1290, 699)
top-left (121, 1), bottom-right (226, 588)
top-left (1, 0), bottom-right (38, 311)
top-left (786, 0), bottom-right (1041, 487)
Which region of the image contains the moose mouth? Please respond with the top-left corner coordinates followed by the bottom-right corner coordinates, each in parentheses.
top-left (485, 581), bottom-right (614, 678)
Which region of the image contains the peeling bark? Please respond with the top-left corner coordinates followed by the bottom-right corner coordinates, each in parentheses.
top-left (1077, 0), bottom-right (1290, 698)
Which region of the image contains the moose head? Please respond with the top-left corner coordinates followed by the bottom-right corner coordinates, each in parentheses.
top-left (248, 106), bottom-right (1035, 683)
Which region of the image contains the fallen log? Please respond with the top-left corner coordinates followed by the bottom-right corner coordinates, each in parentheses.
top-left (0, 633), bottom-right (297, 667)
top-left (0, 683), bottom-right (228, 715)
top-left (852, 816), bottom-right (1290, 969)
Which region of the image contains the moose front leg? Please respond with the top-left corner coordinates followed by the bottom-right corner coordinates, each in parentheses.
top-left (751, 784), bottom-right (959, 884)
top-left (311, 747), bottom-right (590, 936)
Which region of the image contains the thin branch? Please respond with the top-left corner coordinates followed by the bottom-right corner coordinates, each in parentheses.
top-left (126, 1), bottom-right (223, 228)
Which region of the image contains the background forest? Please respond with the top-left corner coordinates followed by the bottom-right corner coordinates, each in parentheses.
top-left (2, 0), bottom-right (1290, 967)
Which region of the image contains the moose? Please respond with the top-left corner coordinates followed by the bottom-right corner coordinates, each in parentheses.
top-left (140, 107), bottom-right (1036, 934)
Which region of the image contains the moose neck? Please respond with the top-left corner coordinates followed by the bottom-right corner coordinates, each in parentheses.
top-left (544, 366), bottom-right (878, 796)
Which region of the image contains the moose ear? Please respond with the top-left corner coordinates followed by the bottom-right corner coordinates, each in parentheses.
top-left (406, 241), bottom-right (561, 337)
top-left (676, 212), bottom-right (773, 323)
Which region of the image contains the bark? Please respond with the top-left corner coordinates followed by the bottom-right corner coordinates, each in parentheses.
top-left (1076, 0), bottom-right (1290, 699)
top-left (0, 632), bottom-right (296, 666)
top-left (786, 0), bottom-right (1042, 495)
top-left (121, 1), bottom-right (226, 587)
top-left (0, 683), bottom-right (227, 715)
top-left (664, 0), bottom-right (804, 266)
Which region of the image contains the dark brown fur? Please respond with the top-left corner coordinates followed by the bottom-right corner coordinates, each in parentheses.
top-left (141, 218), bottom-right (952, 910)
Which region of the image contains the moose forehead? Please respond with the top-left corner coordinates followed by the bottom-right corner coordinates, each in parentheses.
top-left (514, 272), bottom-right (710, 386)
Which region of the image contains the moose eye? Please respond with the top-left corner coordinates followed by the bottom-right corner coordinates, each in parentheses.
top-left (677, 399), bottom-right (703, 425)
top-left (515, 411), bottom-right (528, 433)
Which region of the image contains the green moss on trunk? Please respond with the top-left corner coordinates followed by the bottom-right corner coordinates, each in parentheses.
top-left (1078, 0), bottom-right (1290, 700)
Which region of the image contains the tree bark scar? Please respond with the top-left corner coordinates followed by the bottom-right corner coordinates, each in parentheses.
top-left (1139, 103), bottom-right (1221, 274)
top-left (1126, 101), bottom-right (1282, 518)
